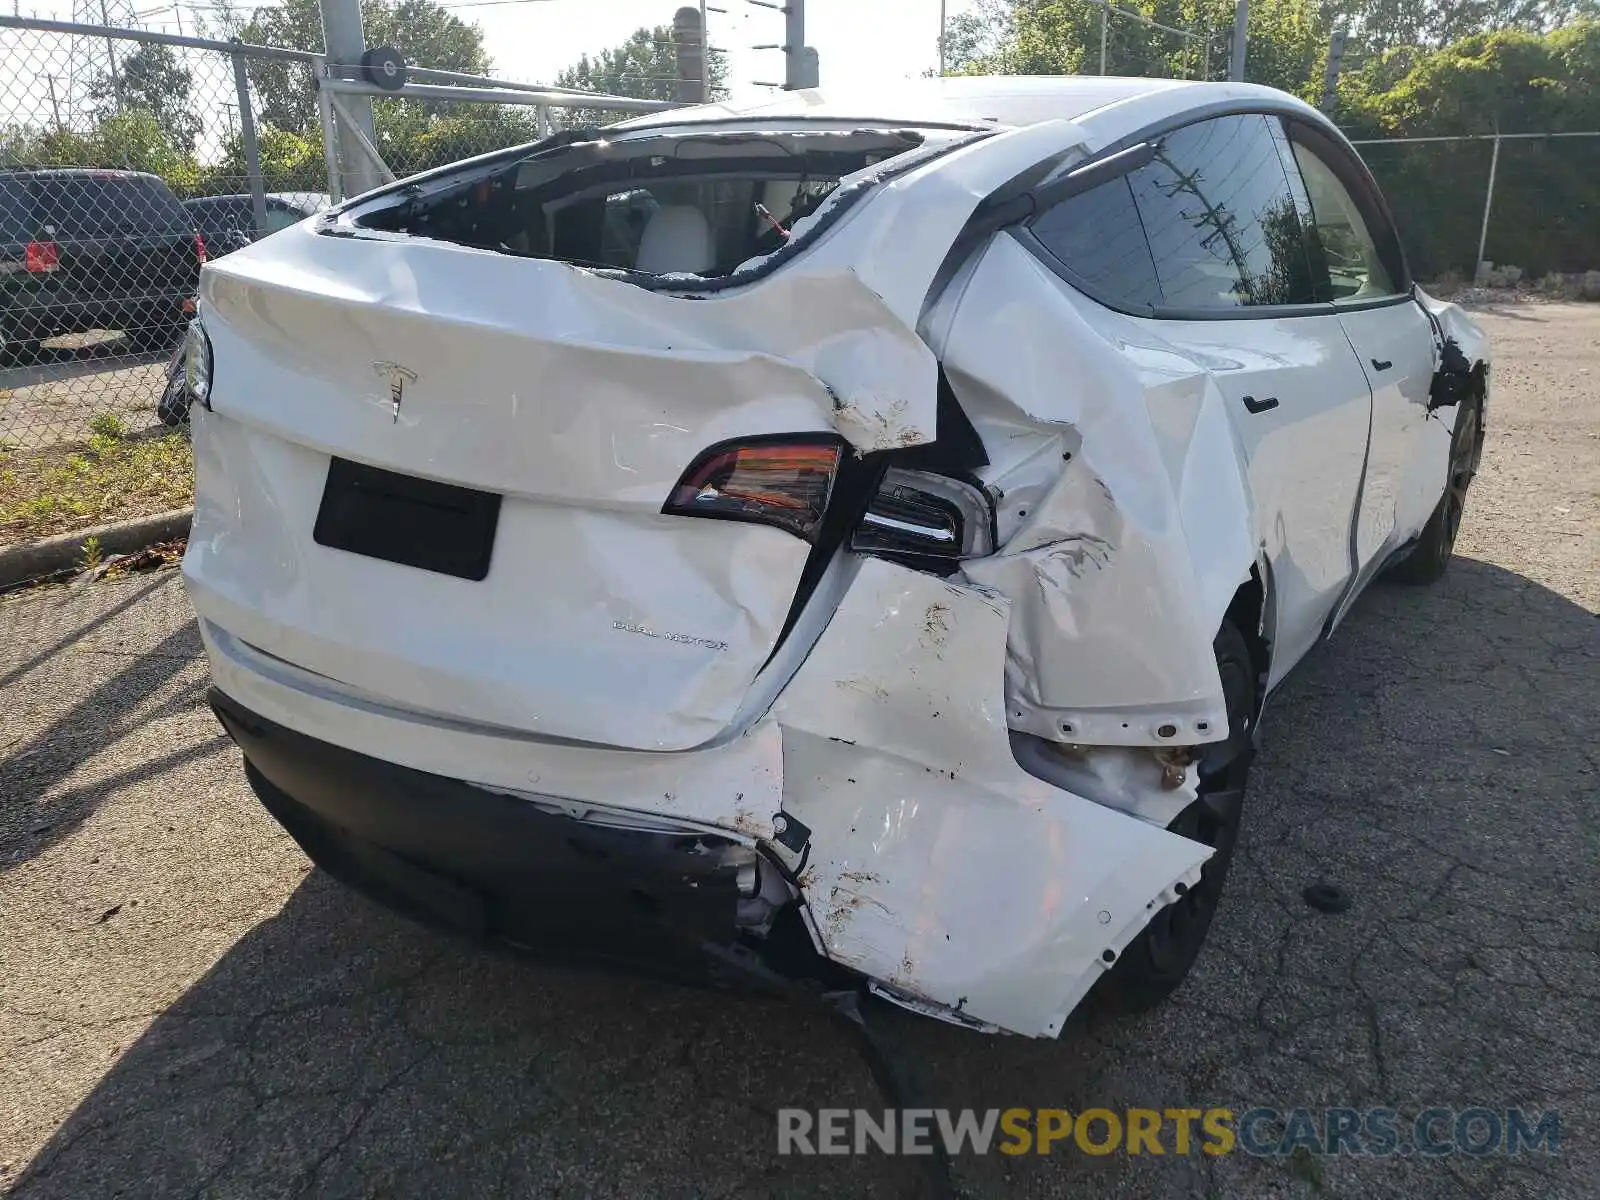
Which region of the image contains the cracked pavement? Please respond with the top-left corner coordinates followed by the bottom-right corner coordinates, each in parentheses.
top-left (2, 301), bottom-right (1597, 1199)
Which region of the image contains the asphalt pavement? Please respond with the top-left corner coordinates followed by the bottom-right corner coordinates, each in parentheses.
top-left (2, 302), bottom-right (1596, 1199)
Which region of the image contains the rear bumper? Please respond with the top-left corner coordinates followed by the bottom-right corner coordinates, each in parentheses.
top-left (210, 687), bottom-right (807, 992)
top-left (191, 556), bottom-right (1215, 1038)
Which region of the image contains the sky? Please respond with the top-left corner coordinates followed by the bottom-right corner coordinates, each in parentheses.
top-left (459, 0), bottom-right (981, 96)
top-left (18, 0), bottom-right (982, 99)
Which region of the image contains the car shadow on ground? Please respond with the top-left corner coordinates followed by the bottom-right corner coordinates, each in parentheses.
top-left (0, 336), bottom-right (170, 388)
top-left (9, 557), bottom-right (1598, 1199)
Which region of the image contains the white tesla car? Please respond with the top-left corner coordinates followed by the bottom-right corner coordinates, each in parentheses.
top-left (182, 76), bottom-right (1487, 1038)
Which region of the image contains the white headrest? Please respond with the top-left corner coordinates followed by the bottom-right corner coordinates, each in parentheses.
top-left (635, 204), bottom-right (715, 275)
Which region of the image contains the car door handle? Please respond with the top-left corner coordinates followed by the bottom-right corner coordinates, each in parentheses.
top-left (1371, 358), bottom-right (1393, 371)
top-left (1241, 394), bottom-right (1279, 414)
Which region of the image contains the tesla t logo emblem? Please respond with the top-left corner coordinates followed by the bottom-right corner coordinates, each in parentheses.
top-left (372, 361), bottom-right (417, 423)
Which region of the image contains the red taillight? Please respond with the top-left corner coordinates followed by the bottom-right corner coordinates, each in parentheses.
top-left (664, 437), bottom-right (843, 542)
top-left (25, 240), bottom-right (58, 273)
top-left (195, 232), bottom-right (207, 263)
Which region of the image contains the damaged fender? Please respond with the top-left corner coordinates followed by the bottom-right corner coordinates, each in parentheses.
top-left (933, 234), bottom-right (1258, 747)
top-left (773, 556), bottom-right (1212, 1038)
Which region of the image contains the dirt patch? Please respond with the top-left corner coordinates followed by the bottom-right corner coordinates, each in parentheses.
top-left (0, 429), bottom-right (192, 545)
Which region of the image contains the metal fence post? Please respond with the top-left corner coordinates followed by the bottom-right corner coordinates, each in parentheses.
top-left (314, 56), bottom-right (344, 204)
top-left (1099, 2), bottom-right (1108, 75)
top-left (1475, 132), bottom-right (1501, 281)
top-left (232, 50), bottom-right (268, 239)
top-left (319, 0), bottom-right (380, 197)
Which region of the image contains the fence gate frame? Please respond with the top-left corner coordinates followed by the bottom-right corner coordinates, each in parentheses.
top-left (0, 12), bottom-right (677, 215)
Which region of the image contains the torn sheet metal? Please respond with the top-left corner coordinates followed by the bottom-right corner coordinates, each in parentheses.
top-left (774, 556), bottom-right (1212, 1038)
top-left (933, 235), bottom-right (1256, 747)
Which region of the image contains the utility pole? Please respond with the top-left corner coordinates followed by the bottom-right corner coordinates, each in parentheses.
top-left (747, 0), bottom-right (817, 91)
top-left (783, 0), bottom-right (815, 89)
top-left (45, 73), bottom-right (62, 131)
top-left (1099, 0), bottom-right (1108, 74)
top-left (938, 0), bottom-right (946, 76)
top-left (1319, 28), bottom-right (1347, 114)
top-left (1228, 0), bottom-right (1248, 82)
top-left (673, 5), bottom-right (706, 103)
top-left (99, 0), bottom-right (122, 113)
top-left (319, 0), bottom-right (381, 197)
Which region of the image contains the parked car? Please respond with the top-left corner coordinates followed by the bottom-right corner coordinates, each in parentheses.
top-left (0, 168), bottom-right (204, 358)
top-left (182, 192), bottom-right (331, 258)
top-left (183, 76), bottom-right (1488, 1037)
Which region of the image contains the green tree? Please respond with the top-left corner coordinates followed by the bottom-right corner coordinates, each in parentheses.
top-left (1336, 22), bottom-right (1600, 276)
top-left (199, 124), bottom-right (327, 196)
top-left (228, 0), bottom-right (492, 134)
top-left (943, 0), bottom-right (1327, 93)
top-left (88, 43), bottom-right (204, 152)
top-left (0, 111), bottom-right (199, 185)
top-left (554, 25), bottom-right (730, 126)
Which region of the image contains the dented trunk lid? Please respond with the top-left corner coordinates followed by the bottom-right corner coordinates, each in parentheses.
top-left (183, 118), bottom-right (1091, 752)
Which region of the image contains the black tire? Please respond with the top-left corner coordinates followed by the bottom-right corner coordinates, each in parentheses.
top-left (1385, 394), bottom-right (1482, 585)
top-left (1094, 619), bottom-right (1256, 1014)
top-left (156, 365), bottom-right (192, 428)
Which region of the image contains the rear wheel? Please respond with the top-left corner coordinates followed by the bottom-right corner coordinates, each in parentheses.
top-left (156, 362), bottom-right (192, 428)
top-left (1385, 395), bottom-right (1481, 585)
top-left (1095, 619), bottom-right (1256, 1013)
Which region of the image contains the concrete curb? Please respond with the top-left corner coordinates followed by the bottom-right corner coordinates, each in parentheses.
top-left (0, 508), bottom-right (192, 590)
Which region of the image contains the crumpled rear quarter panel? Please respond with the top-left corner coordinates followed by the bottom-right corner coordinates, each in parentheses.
top-left (774, 557), bottom-right (1212, 1037)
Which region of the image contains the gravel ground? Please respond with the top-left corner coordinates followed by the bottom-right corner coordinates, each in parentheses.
top-left (1, 302), bottom-right (1596, 1199)
top-left (0, 340), bottom-right (171, 452)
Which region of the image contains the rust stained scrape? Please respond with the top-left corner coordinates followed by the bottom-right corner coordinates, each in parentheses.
top-left (832, 393), bottom-right (927, 453)
top-left (922, 601), bottom-right (951, 649)
top-left (819, 879), bottom-right (900, 948)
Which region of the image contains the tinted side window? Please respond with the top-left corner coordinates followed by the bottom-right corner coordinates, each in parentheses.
top-left (1028, 175), bottom-right (1161, 312)
top-left (31, 175), bottom-right (189, 239)
top-left (1129, 114), bottom-right (1319, 309)
top-left (1288, 140), bottom-right (1398, 300)
top-left (0, 177), bottom-right (34, 244)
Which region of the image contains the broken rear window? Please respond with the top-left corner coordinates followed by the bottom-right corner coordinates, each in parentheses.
top-left (343, 127), bottom-right (971, 281)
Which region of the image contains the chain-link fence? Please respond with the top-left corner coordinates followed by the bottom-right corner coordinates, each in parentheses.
top-left (1351, 133), bottom-right (1600, 286)
top-left (0, 17), bottom-right (328, 546)
top-left (0, 14), bottom-right (662, 550)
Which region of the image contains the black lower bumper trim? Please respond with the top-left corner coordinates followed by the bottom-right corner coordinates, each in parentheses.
top-left (210, 688), bottom-right (788, 990)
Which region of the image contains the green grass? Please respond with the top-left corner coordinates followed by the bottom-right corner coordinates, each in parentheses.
top-left (0, 428), bottom-right (193, 544)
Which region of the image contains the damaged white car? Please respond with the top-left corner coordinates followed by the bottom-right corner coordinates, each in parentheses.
top-left (183, 76), bottom-right (1488, 1037)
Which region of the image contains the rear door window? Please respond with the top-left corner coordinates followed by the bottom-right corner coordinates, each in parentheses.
top-left (0, 177), bottom-right (34, 244)
top-left (1026, 114), bottom-right (1321, 313)
top-left (1128, 114), bottom-right (1320, 310)
top-left (1028, 175), bottom-right (1163, 312)
top-left (31, 174), bottom-right (190, 240)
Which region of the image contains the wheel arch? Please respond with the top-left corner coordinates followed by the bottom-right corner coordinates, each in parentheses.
top-left (1225, 563), bottom-right (1273, 725)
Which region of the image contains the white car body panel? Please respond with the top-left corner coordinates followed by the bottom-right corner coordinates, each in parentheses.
top-left (184, 76), bottom-right (1491, 1038)
top-left (1141, 310), bottom-right (1373, 684)
top-left (933, 236), bottom-right (1248, 744)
